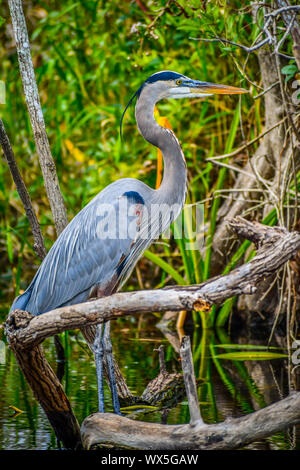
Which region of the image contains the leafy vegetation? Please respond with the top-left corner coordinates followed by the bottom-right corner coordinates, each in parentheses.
top-left (0, 0), bottom-right (298, 328)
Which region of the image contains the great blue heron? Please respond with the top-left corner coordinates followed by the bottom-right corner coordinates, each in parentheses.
top-left (10, 70), bottom-right (246, 414)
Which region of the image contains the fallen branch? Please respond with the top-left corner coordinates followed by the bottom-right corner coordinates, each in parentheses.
top-left (81, 392), bottom-right (300, 450)
top-left (6, 217), bottom-right (300, 350)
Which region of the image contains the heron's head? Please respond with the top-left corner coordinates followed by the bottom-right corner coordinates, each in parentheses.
top-left (120, 70), bottom-right (247, 136)
top-left (138, 71), bottom-right (247, 100)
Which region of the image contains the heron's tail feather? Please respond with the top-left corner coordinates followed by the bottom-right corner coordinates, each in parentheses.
top-left (9, 287), bottom-right (33, 313)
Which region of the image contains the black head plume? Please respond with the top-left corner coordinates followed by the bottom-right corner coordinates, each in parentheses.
top-left (119, 86), bottom-right (142, 141)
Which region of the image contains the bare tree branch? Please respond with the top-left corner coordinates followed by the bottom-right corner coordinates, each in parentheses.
top-left (190, 36), bottom-right (270, 53)
top-left (265, 5), bottom-right (300, 19)
top-left (276, 0), bottom-right (300, 70)
top-left (0, 117), bottom-right (46, 260)
top-left (191, 3), bottom-right (300, 63)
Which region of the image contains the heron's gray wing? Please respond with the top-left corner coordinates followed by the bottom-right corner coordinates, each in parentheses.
top-left (115, 190), bottom-right (181, 289)
top-left (25, 188), bottom-right (146, 315)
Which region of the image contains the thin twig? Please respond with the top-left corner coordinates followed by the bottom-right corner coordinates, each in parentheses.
top-left (207, 117), bottom-right (287, 160)
top-left (206, 159), bottom-right (256, 179)
top-left (253, 81), bottom-right (280, 100)
top-left (135, 0), bottom-right (153, 21)
top-left (189, 36), bottom-right (270, 53)
top-left (274, 12), bottom-right (297, 56)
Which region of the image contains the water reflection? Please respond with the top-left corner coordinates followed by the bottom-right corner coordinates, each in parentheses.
top-left (0, 313), bottom-right (298, 450)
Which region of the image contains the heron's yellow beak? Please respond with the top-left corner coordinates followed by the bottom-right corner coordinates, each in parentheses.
top-left (191, 81), bottom-right (248, 95)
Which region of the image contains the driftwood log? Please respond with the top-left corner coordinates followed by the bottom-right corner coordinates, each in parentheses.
top-left (5, 217), bottom-right (300, 449)
top-left (81, 392), bottom-right (300, 450)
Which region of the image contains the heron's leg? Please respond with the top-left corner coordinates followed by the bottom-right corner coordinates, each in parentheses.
top-left (103, 321), bottom-right (121, 415)
top-left (93, 323), bottom-right (105, 413)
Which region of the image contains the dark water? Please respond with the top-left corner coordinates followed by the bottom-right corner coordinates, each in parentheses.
top-left (0, 312), bottom-right (299, 450)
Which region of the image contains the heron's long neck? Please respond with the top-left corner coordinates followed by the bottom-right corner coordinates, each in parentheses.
top-left (135, 92), bottom-right (187, 208)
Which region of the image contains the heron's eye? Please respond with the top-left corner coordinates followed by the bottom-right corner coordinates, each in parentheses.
top-left (176, 79), bottom-right (182, 85)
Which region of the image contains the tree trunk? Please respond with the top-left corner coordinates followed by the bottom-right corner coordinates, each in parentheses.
top-left (5, 310), bottom-right (81, 449)
top-left (8, 0), bottom-right (68, 235)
